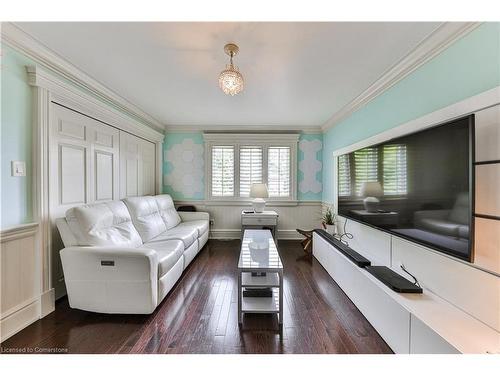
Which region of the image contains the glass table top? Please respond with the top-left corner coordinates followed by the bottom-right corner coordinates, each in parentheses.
top-left (238, 229), bottom-right (283, 270)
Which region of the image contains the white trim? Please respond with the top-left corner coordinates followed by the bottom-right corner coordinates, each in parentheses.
top-left (322, 22), bottom-right (482, 132)
top-left (166, 124), bottom-right (323, 133)
top-left (26, 65), bottom-right (164, 143)
top-left (0, 222), bottom-right (38, 242)
top-left (333, 86), bottom-right (500, 157)
top-left (2, 22), bottom-right (164, 132)
top-left (203, 133), bottom-right (301, 143)
top-left (0, 300), bottom-right (41, 343)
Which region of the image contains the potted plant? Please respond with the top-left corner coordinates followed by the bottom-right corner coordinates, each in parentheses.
top-left (322, 206), bottom-right (337, 235)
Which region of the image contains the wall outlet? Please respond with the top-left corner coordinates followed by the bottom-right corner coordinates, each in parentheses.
top-left (11, 161), bottom-right (26, 177)
top-left (209, 219), bottom-right (215, 226)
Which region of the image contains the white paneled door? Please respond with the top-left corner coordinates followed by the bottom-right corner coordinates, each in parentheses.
top-left (49, 103), bottom-right (156, 297)
top-left (119, 131), bottom-right (156, 198)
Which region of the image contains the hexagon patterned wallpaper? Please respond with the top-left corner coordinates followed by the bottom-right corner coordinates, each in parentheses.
top-left (163, 134), bottom-right (204, 200)
top-left (163, 133), bottom-right (322, 201)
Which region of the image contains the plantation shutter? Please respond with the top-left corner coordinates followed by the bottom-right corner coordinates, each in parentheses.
top-left (337, 154), bottom-right (351, 197)
top-left (211, 146), bottom-right (234, 197)
top-left (354, 147), bottom-right (378, 196)
top-left (383, 144), bottom-right (407, 195)
top-left (240, 146), bottom-right (263, 197)
top-left (268, 146), bottom-right (291, 197)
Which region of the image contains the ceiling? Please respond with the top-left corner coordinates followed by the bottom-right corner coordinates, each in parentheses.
top-left (15, 22), bottom-right (442, 129)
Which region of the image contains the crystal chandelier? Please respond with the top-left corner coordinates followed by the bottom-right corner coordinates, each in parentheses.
top-left (218, 43), bottom-right (244, 96)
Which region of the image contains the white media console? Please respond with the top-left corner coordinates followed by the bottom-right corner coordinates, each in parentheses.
top-left (313, 219), bottom-right (500, 354)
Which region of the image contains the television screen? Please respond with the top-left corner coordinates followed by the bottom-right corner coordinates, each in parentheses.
top-left (337, 115), bottom-right (474, 261)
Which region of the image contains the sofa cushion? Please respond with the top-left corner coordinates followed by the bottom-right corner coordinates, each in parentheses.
top-left (70, 201), bottom-right (142, 247)
top-left (418, 217), bottom-right (460, 238)
top-left (149, 226), bottom-right (198, 248)
top-left (154, 194), bottom-right (181, 230)
top-left (124, 196), bottom-right (167, 242)
top-left (177, 220), bottom-right (209, 237)
top-left (448, 192), bottom-right (470, 225)
top-left (141, 239), bottom-right (184, 277)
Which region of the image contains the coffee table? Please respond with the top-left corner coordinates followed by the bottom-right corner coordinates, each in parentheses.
top-left (237, 229), bottom-right (283, 326)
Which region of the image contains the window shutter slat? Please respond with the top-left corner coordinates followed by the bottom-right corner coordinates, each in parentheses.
top-left (212, 146), bottom-right (234, 197)
top-left (240, 146), bottom-right (263, 197)
top-left (268, 147), bottom-right (290, 197)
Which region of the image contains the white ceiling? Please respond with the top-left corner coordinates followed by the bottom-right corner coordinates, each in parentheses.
top-left (16, 22), bottom-right (442, 129)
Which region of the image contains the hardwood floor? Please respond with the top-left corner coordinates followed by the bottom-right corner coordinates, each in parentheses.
top-left (1, 240), bottom-right (392, 354)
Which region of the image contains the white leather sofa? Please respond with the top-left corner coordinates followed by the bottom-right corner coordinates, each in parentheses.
top-left (55, 194), bottom-right (209, 314)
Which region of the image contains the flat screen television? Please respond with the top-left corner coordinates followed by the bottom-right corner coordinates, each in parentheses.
top-left (337, 115), bottom-right (474, 262)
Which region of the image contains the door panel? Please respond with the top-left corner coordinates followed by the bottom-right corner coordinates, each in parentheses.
top-left (59, 144), bottom-right (87, 205)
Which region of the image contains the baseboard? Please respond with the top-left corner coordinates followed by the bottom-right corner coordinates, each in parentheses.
top-left (0, 299), bottom-right (40, 342)
top-left (209, 229), bottom-right (304, 240)
top-left (40, 288), bottom-right (55, 318)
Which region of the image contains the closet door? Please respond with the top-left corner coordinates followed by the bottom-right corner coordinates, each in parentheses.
top-left (119, 132), bottom-right (156, 198)
top-left (49, 104), bottom-right (119, 297)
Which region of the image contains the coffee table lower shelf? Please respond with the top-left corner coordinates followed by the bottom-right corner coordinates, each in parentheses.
top-left (241, 289), bottom-right (280, 313)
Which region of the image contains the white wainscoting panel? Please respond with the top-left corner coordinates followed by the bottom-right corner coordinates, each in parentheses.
top-left (1, 223), bottom-right (41, 342)
top-left (175, 201), bottom-right (322, 239)
top-left (391, 236), bottom-right (500, 332)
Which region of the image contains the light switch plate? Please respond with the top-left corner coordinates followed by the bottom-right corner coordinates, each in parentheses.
top-left (11, 161), bottom-right (26, 177)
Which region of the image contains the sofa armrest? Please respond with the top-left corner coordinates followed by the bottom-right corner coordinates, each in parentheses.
top-left (178, 211), bottom-right (209, 222)
top-left (60, 246), bottom-right (159, 313)
top-left (60, 246), bottom-right (158, 281)
top-left (414, 209), bottom-right (451, 226)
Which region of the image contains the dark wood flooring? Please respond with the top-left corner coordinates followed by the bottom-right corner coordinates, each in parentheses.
top-left (1, 240), bottom-right (392, 354)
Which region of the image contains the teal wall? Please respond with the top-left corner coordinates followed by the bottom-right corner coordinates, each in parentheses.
top-left (1, 45), bottom-right (36, 228)
top-left (323, 23), bottom-right (500, 204)
top-left (163, 132), bottom-right (323, 201)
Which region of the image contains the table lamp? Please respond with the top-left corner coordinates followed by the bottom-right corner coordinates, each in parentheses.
top-left (250, 183), bottom-right (269, 213)
top-left (360, 181), bottom-right (383, 212)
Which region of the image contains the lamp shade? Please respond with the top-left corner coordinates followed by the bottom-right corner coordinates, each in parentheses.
top-left (360, 181), bottom-right (383, 197)
top-left (250, 183), bottom-right (269, 198)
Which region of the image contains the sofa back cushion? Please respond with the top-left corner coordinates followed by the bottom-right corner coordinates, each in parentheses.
top-left (155, 194), bottom-right (182, 229)
top-left (448, 192), bottom-right (470, 225)
top-left (123, 196), bottom-right (167, 242)
top-left (69, 201), bottom-right (143, 247)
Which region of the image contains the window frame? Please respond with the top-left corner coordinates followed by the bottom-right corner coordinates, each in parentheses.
top-left (204, 133), bottom-right (299, 203)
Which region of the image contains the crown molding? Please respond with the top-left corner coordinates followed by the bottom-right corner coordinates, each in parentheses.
top-left (202, 132), bottom-right (300, 143)
top-left (321, 22), bottom-right (482, 132)
top-left (1, 22), bottom-right (164, 133)
top-left (165, 124), bottom-right (323, 134)
top-left (26, 65), bottom-right (165, 143)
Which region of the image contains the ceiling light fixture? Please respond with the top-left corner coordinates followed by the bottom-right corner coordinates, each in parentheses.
top-left (218, 43), bottom-right (244, 96)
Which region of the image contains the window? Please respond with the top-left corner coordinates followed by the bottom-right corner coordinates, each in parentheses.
top-left (211, 146), bottom-right (234, 197)
top-left (337, 154), bottom-right (351, 197)
top-left (240, 146), bottom-right (263, 197)
top-left (354, 147), bottom-right (378, 196)
top-left (383, 144), bottom-right (407, 195)
top-left (268, 147), bottom-right (290, 197)
top-left (204, 134), bottom-right (298, 201)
